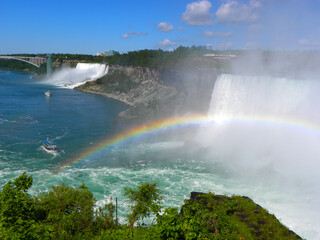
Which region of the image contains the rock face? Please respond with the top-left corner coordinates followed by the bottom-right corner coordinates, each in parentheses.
top-left (162, 67), bottom-right (219, 114)
top-left (76, 65), bottom-right (186, 122)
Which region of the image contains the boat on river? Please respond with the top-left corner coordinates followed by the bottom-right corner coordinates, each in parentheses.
top-left (45, 90), bottom-right (51, 97)
top-left (42, 138), bottom-right (57, 152)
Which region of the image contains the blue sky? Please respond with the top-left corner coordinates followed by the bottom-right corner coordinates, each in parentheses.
top-left (1, 0), bottom-right (319, 54)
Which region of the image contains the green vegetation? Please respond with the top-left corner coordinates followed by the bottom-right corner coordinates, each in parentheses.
top-left (105, 46), bottom-right (216, 70)
top-left (0, 173), bottom-right (302, 239)
top-left (50, 54), bottom-right (107, 63)
top-left (95, 70), bottom-right (138, 94)
top-left (36, 183), bottom-right (97, 238)
top-left (0, 58), bottom-right (45, 73)
top-left (124, 181), bottom-right (162, 229)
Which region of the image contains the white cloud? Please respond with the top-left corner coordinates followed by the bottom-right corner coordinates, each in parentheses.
top-left (158, 39), bottom-right (177, 48)
top-left (203, 30), bottom-right (233, 37)
top-left (157, 22), bottom-right (174, 32)
top-left (121, 33), bottom-right (130, 38)
top-left (216, 0), bottom-right (262, 24)
top-left (178, 26), bottom-right (184, 31)
top-left (181, 0), bottom-right (213, 26)
top-left (122, 31), bottom-right (148, 38)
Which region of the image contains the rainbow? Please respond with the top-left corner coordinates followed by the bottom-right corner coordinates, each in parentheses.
top-left (55, 114), bottom-right (320, 172)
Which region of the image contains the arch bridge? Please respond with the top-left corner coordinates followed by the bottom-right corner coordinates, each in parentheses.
top-left (0, 54), bottom-right (52, 73)
top-left (0, 56), bottom-right (47, 67)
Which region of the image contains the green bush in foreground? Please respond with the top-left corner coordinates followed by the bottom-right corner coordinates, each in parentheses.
top-left (36, 183), bottom-right (96, 238)
top-left (0, 173), bottom-right (49, 239)
top-left (0, 173), bottom-right (302, 240)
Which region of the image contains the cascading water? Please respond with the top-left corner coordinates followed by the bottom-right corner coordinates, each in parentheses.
top-left (196, 73), bottom-right (320, 239)
top-left (208, 74), bottom-right (319, 123)
top-left (202, 74), bottom-right (320, 178)
top-left (43, 63), bottom-right (109, 88)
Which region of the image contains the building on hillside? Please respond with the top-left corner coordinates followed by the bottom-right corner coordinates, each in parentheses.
top-left (97, 52), bottom-right (105, 56)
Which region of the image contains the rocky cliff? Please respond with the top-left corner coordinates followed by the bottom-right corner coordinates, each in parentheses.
top-left (75, 65), bottom-right (187, 123)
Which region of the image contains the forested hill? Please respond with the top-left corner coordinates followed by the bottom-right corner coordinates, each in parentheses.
top-left (104, 46), bottom-right (238, 70)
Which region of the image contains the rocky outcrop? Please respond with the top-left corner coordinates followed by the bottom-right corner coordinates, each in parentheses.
top-left (76, 65), bottom-right (186, 122)
top-left (181, 192), bottom-right (302, 240)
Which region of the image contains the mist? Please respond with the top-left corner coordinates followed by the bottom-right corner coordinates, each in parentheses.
top-left (43, 63), bottom-right (109, 88)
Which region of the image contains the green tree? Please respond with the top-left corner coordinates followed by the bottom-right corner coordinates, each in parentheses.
top-left (0, 172), bottom-right (47, 239)
top-left (95, 199), bottom-right (117, 231)
top-left (156, 207), bottom-right (184, 239)
top-left (37, 183), bottom-right (96, 239)
top-left (124, 181), bottom-right (163, 229)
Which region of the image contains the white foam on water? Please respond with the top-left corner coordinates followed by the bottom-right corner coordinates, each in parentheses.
top-left (43, 63), bottom-right (109, 89)
top-left (22, 162), bottom-right (317, 239)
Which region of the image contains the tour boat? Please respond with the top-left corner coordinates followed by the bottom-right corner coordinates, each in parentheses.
top-left (42, 138), bottom-right (57, 152)
top-left (45, 90), bottom-right (51, 97)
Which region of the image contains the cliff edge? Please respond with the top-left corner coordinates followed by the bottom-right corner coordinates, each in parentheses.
top-left (178, 192), bottom-right (303, 239)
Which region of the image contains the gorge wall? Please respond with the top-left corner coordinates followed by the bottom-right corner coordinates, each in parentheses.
top-left (76, 64), bottom-right (220, 123)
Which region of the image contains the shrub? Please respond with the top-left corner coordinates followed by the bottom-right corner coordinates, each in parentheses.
top-left (124, 181), bottom-right (163, 229)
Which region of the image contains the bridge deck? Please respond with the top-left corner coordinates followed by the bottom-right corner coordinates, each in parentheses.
top-left (0, 55), bottom-right (47, 67)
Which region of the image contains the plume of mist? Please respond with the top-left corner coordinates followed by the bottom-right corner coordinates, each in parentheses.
top-left (43, 63), bottom-right (109, 89)
top-left (229, 51), bottom-right (320, 80)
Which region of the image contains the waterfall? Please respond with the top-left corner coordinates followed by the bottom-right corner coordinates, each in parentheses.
top-left (197, 74), bottom-right (320, 180)
top-left (208, 74), bottom-right (320, 124)
top-left (43, 63), bottom-right (109, 89)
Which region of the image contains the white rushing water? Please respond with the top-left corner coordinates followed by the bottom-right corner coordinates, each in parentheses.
top-left (43, 63), bottom-right (109, 88)
top-left (196, 74), bottom-right (320, 239)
